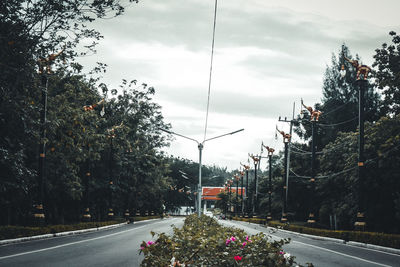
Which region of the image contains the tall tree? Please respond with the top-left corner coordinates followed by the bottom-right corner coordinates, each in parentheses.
top-left (295, 45), bottom-right (380, 148)
top-left (373, 31), bottom-right (400, 116)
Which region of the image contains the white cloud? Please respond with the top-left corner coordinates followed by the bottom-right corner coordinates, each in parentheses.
top-left (78, 0), bottom-right (400, 170)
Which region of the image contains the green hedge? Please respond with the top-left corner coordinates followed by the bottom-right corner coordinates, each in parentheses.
top-left (233, 218), bottom-right (400, 249)
top-left (0, 216), bottom-right (160, 240)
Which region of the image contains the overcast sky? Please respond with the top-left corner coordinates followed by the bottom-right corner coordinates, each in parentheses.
top-left (80, 0), bottom-right (399, 171)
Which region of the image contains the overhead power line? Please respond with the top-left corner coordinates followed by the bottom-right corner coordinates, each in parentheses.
top-left (203, 0), bottom-right (218, 141)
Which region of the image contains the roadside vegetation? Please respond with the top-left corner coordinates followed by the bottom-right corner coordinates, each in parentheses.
top-left (140, 214), bottom-right (308, 267)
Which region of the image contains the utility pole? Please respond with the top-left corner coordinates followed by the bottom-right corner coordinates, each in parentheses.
top-left (276, 127), bottom-right (291, 222)
top-left (240, 170), bottom-right (244, 217)
top-left (240, 162), bottom-right (250, 217)
top-left (249, 154), bottom-right (260, 217)
top-left (35, 73), bottom-right (48, 225)
top-left (301, 99), bottom-right (322, 225)
top-left (355, 79), bottom-right (367, 230)
top-left (342, 54), bottom-right (370, 230)
top-left (34, 49), bottom-right (64, 225)
top-left (278, 102), bottom-right (296, 213)
top-left (262, 144), bottom-right (275, 221)
top-left (235, 174), bottom-right (239, 217)
top-left (108, 133), bottom-right (114, 220)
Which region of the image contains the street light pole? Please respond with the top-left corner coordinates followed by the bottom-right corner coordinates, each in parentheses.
top-left (249, 154), bottom-right (260, 216)
top-left (240, 171), bottom-right (244, 217)
top-left (276, 126), bottom-right (291, 222)
top-left (34, 49), bottom-right (64, 224)
top-left (197, 143), bottom-right (203, 217)
top-left (240, 162), bottom-right (250, 217)
top-left (307, 119), bottom-right (317, 225)
top-left (301, 99), bottom-right (322, 225)
top-left (356, 78), bottom-right (367, 230)
top-left (160, 128), bottom-right (244, 216)
top-left (262, 144), bottom-right (275, 221)
top-left (235, 174), bottom-right (239, 217)
top-left (342, 55), bottom-right (370, 230)
top-left (34, 73), bottom-right (48, 224)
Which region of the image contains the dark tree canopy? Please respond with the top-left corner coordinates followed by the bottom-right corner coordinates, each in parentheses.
top-left (373, 31), bottom-right (400, 115)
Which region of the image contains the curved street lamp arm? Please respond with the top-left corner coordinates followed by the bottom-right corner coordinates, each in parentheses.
top-left (159, 128), bottom-right (200, 144)
top-left (203, 128), bottom-right (244, 143)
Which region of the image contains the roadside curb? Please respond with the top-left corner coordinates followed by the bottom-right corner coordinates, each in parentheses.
top-left (231, 220), bottom-right (400, 255)
top-left (0, 218), bottom-right (162, 246)
top-left (270, 227), bottom-right (400, 255)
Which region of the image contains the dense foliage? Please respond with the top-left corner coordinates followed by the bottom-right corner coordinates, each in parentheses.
top-left (251, 36), bottom-right (400, 233)
top-left (0, 0), bottom-right (176, 225)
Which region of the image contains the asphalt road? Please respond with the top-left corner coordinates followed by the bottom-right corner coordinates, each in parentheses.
top-left (1, 217), bottom-right (399, 266)
top-left (219, 219), bottom-right (400, 267)
top-left (0, 217), bottom-right (184, 267)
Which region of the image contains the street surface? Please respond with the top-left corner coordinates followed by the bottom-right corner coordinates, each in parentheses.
top-left (0, 217), bottom-right (184, 267)
top-left (219, 219), bottom-right (400, 267)
top-left (1, 216), bottom-right (399, 266)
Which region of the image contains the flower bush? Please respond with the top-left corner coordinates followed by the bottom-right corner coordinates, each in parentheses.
top-left (140, 214), bottom-right (303, 266)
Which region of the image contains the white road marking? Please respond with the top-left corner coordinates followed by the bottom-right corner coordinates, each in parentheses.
top-left (0, 218), bottom-right (178, 260)
top-left (219, 220), bottom-right (395, 267)
top-left (288, 239), bottom-right (393, 267)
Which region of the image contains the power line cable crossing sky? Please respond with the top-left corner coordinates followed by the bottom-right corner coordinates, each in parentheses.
top-left (79, 0), bottom-right (400, 170)
top-left (203, 0), bottom-right (218, 142)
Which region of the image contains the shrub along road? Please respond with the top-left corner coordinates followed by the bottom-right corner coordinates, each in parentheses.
top-left (0, 217), bottom-right (184, 267)
top-left (219, 219), bottom-right (400, 267)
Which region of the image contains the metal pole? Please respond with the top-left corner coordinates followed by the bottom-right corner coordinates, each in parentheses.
top-left (267, 154), bottom-right (272, 221)
top-left (281, 141), bottom-right (288, 222)
top-left (235, 177), bottom-right (239, 217)
top-left (286, 103), bottom-right (295, 206)
top-left (83, 158), bottom-right (91, 221)
top-left (35, 74), bottom-right (48, 223)
top-left (355, 79), bottom-right (366, 230)
top-left (108, 137), bottom-right (114, 219)
top-left (308, 120), bottom-right (316, 225)
top-left (197, 143), bottom-right (203, 216)
top-left (253, 161), bottom-right (258, 216)
top-left (240, 172), bottom-right (244, 216)
top-left (245, 169), bottom-right (249, 217)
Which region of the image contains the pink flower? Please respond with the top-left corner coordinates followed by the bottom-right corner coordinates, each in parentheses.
top-left (279, 251), bottom-right (285, 255)
top-left (230, 236), bottom-right (236, 241)
top-left (147, 241), bottom-right (155, 246)
top-left (242, 241), bottom-right (247, 248)
top-left (234, 255), bottom-right (243, 261)
top-left (226, 239), bottom-right (231, 246)
top-left (140, 246), bottom-right (145, 250)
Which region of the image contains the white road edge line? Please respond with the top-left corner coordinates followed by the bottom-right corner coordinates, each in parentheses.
top-left (231, 220), bottom-right (400, 257)
top-left (289, 239), bottom-right (392, 267)
top-left (0, 218), bottom-right (178, 261)
top-left (220, 220), bottom-right (394, 267)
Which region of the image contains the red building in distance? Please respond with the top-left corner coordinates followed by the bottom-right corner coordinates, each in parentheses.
top-left (202, 186), bottom-right (245, 209)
